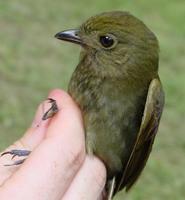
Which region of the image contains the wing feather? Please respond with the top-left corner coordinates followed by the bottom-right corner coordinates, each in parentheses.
top-left (116, 78), bottom-right (165, 192)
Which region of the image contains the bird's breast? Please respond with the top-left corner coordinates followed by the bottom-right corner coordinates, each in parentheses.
top-left (68, 64), bottom-right (146, 176)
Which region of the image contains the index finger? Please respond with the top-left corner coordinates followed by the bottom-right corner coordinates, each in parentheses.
top-left (0, 89), bottom-right (86, 200)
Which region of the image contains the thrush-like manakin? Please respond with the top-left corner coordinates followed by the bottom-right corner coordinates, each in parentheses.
top-left (1, 11), bottom-right (165, 199)
top-left (55, 11), bottom-right (165, 198)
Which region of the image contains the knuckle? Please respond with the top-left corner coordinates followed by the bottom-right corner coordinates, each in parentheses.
top-left (92, 159), bottom-right (107, 187)
top-left (66, 142), bottom-right (85, 169)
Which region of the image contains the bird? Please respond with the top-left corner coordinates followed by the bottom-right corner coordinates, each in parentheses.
top-left (55, 11), bottom-right (165, 198)
top-left (1, 11), bottom-right (165, 199)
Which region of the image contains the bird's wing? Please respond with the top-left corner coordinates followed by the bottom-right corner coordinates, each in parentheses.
top-left (116, 78), bottom-right (165, 192)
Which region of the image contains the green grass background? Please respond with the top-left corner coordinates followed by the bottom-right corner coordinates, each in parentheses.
top-left (0, 0), bottom-right (185, 199)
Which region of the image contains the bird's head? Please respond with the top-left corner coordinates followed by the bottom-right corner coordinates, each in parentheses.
top-left (55, 11), bottom-right (159, 78)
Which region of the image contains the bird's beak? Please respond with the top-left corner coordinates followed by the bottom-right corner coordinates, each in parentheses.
top-left (55, 29), bottom-right (82, 45)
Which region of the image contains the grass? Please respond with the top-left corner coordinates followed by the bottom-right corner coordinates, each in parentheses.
top-left (0, 0), bottom-right (185, 199)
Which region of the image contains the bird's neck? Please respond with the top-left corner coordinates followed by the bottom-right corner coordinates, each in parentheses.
top-left (79, 50), bottom-right (157, 88)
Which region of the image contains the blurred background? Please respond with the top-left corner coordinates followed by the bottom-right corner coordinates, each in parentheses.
top-left (0, 0), bottom-right (185, 199)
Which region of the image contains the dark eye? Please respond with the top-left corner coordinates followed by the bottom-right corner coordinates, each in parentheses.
top-left (99, 35), bottom-right (114, 48)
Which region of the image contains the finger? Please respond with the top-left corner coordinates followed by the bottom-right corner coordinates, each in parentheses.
top-left (0, 89), bottom-right (86, 200)
top-left (0, 99), bottom-right (51, 184)
top-left (1, 97), bottom-right (53, 156)
top-left (17, 97), bottom-right (55, 149)
top-left (62, 156), bottom-right (106, 200)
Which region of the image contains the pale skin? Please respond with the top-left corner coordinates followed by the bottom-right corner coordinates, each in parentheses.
top-left (0, 89), bottom-right (106, 200)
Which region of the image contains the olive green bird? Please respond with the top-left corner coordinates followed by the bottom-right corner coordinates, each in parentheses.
top-left (1, 11), bottom-right (165, 199)
top-left (55, 11), bottom-right (165, 198)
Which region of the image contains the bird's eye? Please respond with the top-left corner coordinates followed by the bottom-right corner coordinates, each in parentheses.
top-left (99, 35), bottom-right (115, 48)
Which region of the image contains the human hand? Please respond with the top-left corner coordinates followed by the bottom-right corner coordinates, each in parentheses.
top-left (0, 89), bottom-right (106, 200)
